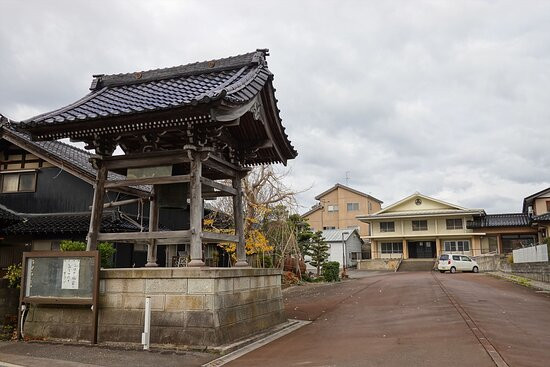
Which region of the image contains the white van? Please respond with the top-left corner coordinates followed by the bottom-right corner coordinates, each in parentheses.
top-left (438, 254), bottom-right (479, 273)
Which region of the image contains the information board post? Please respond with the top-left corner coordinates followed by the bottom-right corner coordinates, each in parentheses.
top-left (18, 251), bottom-right (100, 344)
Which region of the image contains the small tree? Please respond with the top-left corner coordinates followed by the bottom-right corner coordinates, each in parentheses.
top-left (305, 231), bottom-right (330, 276)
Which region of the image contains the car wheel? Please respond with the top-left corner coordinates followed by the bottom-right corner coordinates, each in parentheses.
top-left (472, 266), bottom-right (479, 273)
top-left (439, 270), bottom-right (445, 273)
top-left (450, 266), bottom-right (456, 274)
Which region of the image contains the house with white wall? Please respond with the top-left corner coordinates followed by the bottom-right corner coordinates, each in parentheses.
top-left (305, 228), bottom-right (363, 270)
top-left (357, 193), bottom-right (485, 259)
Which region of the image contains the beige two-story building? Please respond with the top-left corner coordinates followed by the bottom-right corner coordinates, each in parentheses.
top-left (358, 193), bottom-right (485, 259)
top-left (302, 183), bottom-right (383, 238)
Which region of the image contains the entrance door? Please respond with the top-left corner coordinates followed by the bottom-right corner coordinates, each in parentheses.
top-left (408, 241), bottom-right (436, 258)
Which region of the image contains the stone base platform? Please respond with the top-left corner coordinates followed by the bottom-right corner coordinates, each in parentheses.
top-left (24, 267), bottom-right (286, 347)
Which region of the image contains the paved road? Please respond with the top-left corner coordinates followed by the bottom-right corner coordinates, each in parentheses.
top-left (228, 272), bottom-right (550, 367)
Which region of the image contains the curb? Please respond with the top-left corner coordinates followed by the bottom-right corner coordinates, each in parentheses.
top-left (202, 319), bottom-right (310, 366)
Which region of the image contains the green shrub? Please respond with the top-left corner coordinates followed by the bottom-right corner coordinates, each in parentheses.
top-left (3, 263), bottom-right (22, 288)
top-left (60, 240), bottom-right (116, 268)
top-left (60, 240), bottom-right (86, 251)
top-left (322, 261), bottom-right (340, 282)
top-left (98, 242), bottom-right (116, 268)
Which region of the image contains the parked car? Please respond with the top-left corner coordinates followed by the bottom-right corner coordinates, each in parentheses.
top-left (438, 254), bottom-right (479, 273)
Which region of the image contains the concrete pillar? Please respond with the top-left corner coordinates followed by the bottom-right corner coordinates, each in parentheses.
top-left (436, 238), bottom-right (441, 257)
top-left (402, 239), bottom-right (408, 259)
top-left (471, 236), bottom-right (480, 256)
top-left (371, 240), bottom-right (378, 259)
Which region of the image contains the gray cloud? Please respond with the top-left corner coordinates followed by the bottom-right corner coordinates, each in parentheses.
top-left (2, 0), bottom-right (550, 213)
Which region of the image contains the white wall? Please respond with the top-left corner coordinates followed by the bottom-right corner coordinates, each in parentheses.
top-left (305, 235), bottom-right (363, 270)
top-left (513, 244), bottom-right (549, 263)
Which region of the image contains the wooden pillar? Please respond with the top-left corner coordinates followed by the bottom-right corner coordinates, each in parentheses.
top-left (86, 161), bottom-right (107, 251)
top-left (146, 186), bottom-right (159, 267)
top-left (497, 234), bottom-right (503, 254)
top-left (233, 173), bottom-right (249, 267)
top-left (402, 239), bottom-right (409, 259)
top-left (188, 152), bottom-right (205, 267)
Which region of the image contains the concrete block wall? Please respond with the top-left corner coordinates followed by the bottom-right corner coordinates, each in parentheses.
top-left (357, 259), bottom-right (400, 271)
top-left (511, 262), bottom-right (550, 283)
top-left (24, 268), bottom-right (286, 347)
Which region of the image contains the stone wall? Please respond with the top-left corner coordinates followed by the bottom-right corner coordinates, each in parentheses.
top-left (472, 254), bottom-right (511, 272)
top-left (24, 268), bottom-right (286, 348)
top-left (511, 262), bottom-right (550, 283)
top-left (357, 258), bottom-right (400, 271)
top-left (0, 279), bottom-right (19, 324)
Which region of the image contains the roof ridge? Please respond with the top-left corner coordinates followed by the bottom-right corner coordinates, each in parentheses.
top-left (91, 50), bottom-right (266, 90)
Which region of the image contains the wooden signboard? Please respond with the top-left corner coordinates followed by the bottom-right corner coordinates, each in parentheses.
top-left (18, 251), bottom-right (100, 343)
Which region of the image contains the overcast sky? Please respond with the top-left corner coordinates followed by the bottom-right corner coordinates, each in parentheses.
top-left (2, 0), bottom-right (550, 214)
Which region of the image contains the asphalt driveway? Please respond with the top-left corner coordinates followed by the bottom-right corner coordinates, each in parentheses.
top-left (228, 271), bottom-right (550, 367)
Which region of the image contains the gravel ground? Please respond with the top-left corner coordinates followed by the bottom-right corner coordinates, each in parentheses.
top-left (0, 341), bottom-right (214, 367)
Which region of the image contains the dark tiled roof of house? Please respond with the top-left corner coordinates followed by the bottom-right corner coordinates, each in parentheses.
top-left (533, 213), bottom-right (550, 221)
top-left (1, 123), bottom-right (149, 192)
top-left (467, 213), bottom-right (531, 228)
top-left (0, 211), bottom-right (146, 235)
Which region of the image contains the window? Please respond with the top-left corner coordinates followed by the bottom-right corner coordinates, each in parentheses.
top-left (439, 254), bottom-right (449, 261)
top-left (446, 218), bottom-right (463, 230)
top-left (546, 201), bottom-right (550, 212)
top-left (381, 242), bottom-right (403, 254)
top-left (347, 202), bottom-right (359, 211)
top-left (460, 256), bottom-right (471, 262)
top-left (323, 226), bottom-right (336, 230)
top-left (368, 201), bottom-right (372, 212)
top-left (351, 252), bottom-right (361, 260)
top-left (452, 255), bottom-right (461, 261)
top-left (1, 172), bottom-right (37, 193)
top-left (379, 222), bottom-right (395, 232)
top-left (444, 240), bottom-right (470, 252)
top-left (327, 205), bottom-right (338, 212)
top-left (412, 220), bottom-right (427, 231)
top-left (501, 234), bottom-right (536, 254)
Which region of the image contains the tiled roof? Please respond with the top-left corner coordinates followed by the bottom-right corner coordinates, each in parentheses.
top-left (533, 213), bottom-right (550, 222)
top-left (23, 50), bottom-right (274, 125)
top-left (467, 213), bottom-right (531, 228)
top-left (18, 50), bottom-right (297, 165)
top-left (360, 208), bottom-right (483, 219)
top-left (0, 205), bottom-right (21, 226)
top-left (1, 123), bottom-right (149, 192)
top-left (0, 211), bottom-right (146, 235)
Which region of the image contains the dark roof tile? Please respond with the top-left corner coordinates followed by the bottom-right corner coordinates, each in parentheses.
top-left (468, 213), bottom-right (531, 228)
top-left (0, 211), bottom-right (146, 235)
